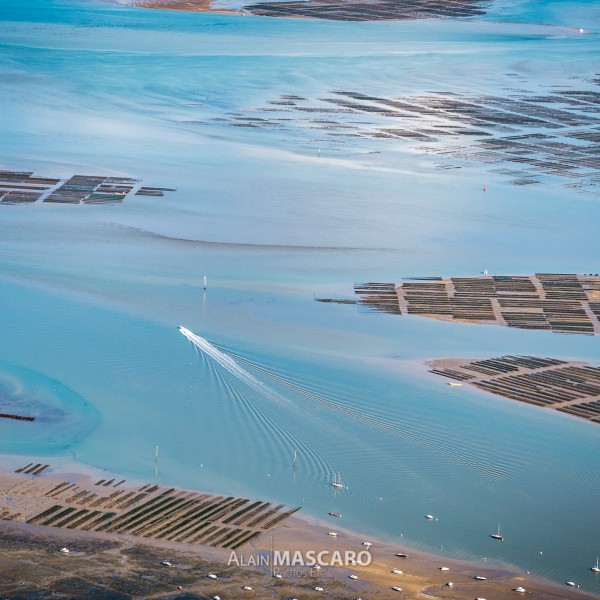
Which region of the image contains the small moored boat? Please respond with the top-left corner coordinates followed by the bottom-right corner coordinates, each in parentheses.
top-left (331, 474), bottom-right (344, 489)
top-left (490, 523), bottom-right (503, 541)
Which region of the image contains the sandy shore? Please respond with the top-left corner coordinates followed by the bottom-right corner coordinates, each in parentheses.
top-left (1, 460), bottom-right (597, 599)
top-left (121, 0), bottom-right (243, 15)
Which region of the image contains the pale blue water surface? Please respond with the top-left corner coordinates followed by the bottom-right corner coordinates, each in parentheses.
top-left (0, 0), bottom-right (599, 593)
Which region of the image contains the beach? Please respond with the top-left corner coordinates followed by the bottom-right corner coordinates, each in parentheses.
top-left (1, 463), bottom-right (596, 599)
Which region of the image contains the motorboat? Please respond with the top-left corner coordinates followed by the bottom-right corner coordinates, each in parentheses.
top-left (59, 547), bottom-right (69, 554)
top-left (592, 557), bottom-right (600, 573)
top-left (329, 511), bottom-right (341, 517)
top-left (328, 531), bottom-right (338, 536)
top-left (392, 586), bottom-right (402, 592)
top-left (395, 552), bottom-right (408, 557)
top-left (207, 573), bottom-right (218, 580)
top-left (349, 574), bottom-right (358, 580)
top-left (514, 587), bottom-right (526, 593)
top-left (474, 575), bottom-right (487, 580)
top-left (391, 569), bottom-right (403, 574)
top-left (425, 514), bottom-right (434, 520)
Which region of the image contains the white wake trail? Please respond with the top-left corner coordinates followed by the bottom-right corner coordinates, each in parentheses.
top-left (178, 326), bottom-right (291, 407)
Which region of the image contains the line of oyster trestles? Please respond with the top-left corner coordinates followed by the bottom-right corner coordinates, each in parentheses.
top-left (349, 273), bottom-right (600, 335)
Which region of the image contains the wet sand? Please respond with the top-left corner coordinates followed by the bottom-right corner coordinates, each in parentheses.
top-left (1, 462), bottom-right (596, 599)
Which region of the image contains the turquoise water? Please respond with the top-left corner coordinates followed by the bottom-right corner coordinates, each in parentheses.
top-left (0, 0), bottom-right (599, 592)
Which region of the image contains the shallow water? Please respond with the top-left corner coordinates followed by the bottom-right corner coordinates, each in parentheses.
top-left (0, 0), bottom-right (599, 592)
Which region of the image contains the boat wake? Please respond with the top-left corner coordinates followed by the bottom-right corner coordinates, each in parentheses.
top-left (179, 326), bottom-right (292, 408)
top-left (179, 326), bottom-right (511, 483)
top-left (218, 344), bottom-right (512, 482)
top-left (178, 326), bottom-right (335, 481)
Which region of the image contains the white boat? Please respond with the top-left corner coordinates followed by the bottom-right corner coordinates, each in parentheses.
top-left (391, 569), bottom-right (403, 574)
top-left (349, 574), bottom-right (358, 580)
top-left (566, 581), bottom-right (576, 586)
top-left (160, 560), bottom-right (172, 566)
top-left (490, 523), bottom-right (503, 541)
top-left (273, 573), bottom-right (283, 579)
top-left (474, 575), bottom-right (487, 580)
top-left (392, 586), bottom-right (402, 592)
top-left (314, 586), bottom-right (324, 591)
top-left (440, 567), bottom-right (450, 571)
top-left (59, 547), bottom-right (69, 554)
top-left (328, 531), bottom-right (338, 536)
top-left (425, 514), bottom-right (434, 520)
top-left (395, 552), bottom-right (408, 557)
top-left (331, 473), bottom-right (344, 489)
top-left (448, 381), bottom-right (462, 387)
top-left (592, 557), bottom-right (600, 573)
top-left (514, 587), bottom-right (526, 593)
top-left (445, 582), bottom-right (454, 587)
top-left (207, 573), bottom-right (218, 580)
top-left (242, 585), bottom-right (253, 591)
top-left (362, 541), bottom-right (372, 547)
